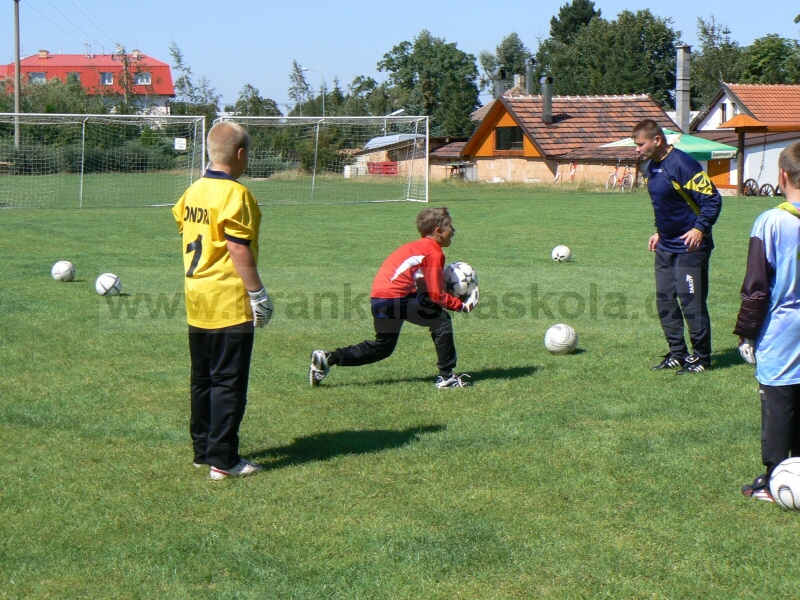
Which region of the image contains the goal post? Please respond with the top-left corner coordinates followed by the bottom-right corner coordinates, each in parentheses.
top-left (0, 113), bottom-right (205, 208)
top-left (215, 115), bottom-right (429, 204)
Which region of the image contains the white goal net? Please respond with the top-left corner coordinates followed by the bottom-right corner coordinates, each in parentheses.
top-left (0, 113), bottom-right (205, 208)
top-left (215, 115), bottom-right (429, 204)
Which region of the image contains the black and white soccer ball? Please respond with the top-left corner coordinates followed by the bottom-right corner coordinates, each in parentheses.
top-left (51, 260), bottom-right (76, 282)
top-left (552, 245), bottom-right (572, 262)
top-left (95, 273), bottom-right (122, 296)
top-left (443, 261), bottom-right (478, 299)
top-left (544, 323), bottom-right (578, 354)
top-left (770, 457), bottom-right (800, 510)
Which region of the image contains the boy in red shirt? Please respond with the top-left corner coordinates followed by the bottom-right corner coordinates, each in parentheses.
top-left (309, 207), bottom-right (479, 388)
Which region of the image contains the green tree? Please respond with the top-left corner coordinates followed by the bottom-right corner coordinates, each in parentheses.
top-left (378, 30), bottom-right (479, 136)
top-left (0, 76), bottom-right (107, 114)
top-left (737, 34), bottom-right (800, 84)
top-left (168, 41), bottom-right (220, 126)
top-left (691, 16), bottom-right (743, 109)
top-left (536, 9), bottom-right (679, 108)
top-left (224, 84), bottom-right (282, 116)
top-left (550, 0), bottom-right (601, 44)
top-left (287, 60), bottom-right (313, 116)
top-left (478, 32), bottom-right (532, 92)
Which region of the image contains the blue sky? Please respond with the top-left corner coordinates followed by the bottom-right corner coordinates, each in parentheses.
top-left (6, 0), bottom-right (799, 110)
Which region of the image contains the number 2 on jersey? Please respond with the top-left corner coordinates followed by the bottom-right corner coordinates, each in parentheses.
top-left (185, 234), bottom-right (202, 277)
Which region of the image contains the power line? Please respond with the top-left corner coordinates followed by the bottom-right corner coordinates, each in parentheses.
top-left (22, 0), bottom-right (86, 46)
top-left (42, 0), bottom-right (102, 47)
top-left (67, 0), bottom-right (119, 48)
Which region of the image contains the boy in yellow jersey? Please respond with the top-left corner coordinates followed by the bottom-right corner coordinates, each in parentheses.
top-left (172, 121), bottom-right (273, 481)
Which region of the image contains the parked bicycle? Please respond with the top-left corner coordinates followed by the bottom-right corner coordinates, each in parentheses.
top-left (606, 161), bottom-right (634, 192)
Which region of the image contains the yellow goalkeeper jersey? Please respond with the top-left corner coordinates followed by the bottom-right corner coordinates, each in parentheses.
top-left (172, 170), bottom-right (261, 329)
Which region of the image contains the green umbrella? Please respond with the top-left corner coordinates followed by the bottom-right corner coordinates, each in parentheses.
top-left (600, 129), bottom-right (737, 161)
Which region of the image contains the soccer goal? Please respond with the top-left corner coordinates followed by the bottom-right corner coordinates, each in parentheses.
top-left (0, 113), bottom-right (205, 208)
top-left (215, 115), bottom-right (429, 204)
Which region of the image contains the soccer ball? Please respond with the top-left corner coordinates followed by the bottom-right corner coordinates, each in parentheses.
top-left (444, 261), bottom-right (478, 299)
top-left (51, 260), bottom-right (76, 282)
top-left (544, 323), bottom-right (578, 354)
top-left (552, 245), bottom-right (572, 262)
top-left (769, 457), bottom-right (800, 510)
top-left (95, 273), bottom-right (122, 296)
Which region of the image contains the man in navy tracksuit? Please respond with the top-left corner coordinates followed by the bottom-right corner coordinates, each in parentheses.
top-left (632, 119), bottom-right (722, 374)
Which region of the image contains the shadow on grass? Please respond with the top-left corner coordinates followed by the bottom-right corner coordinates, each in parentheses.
top-left (713, 346), bottom-right (751, 370)
top-left (325, 365), bottom-right (539, 387)
top-left (248, 424), bottom-right (446, 471)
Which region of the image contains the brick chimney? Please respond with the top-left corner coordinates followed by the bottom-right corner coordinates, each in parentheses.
top-left (132, 49), bottom-right (141, 59)
top-left (38, 49), bottom-right (49, 59)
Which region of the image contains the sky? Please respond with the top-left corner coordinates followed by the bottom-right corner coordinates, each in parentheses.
top-left (5, 0), bottom-right (799, 110)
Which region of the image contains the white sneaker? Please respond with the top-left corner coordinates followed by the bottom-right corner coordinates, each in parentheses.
top-left (209, 459), bottom-right (263, 480)
top-left (436, 373), bottom-right (471, 388)
top-left (309, 350), bottom-right (331, 387)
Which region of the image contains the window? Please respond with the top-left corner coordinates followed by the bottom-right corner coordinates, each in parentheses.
top-left (100, 72), bottom-right (114, 85)
top-left (134, 72), bottom-right (151, 85)
top-left (720, 103), bottom-right (727, 124)
top-left (66, 72), bottom-right (80, 83)
top-left (495, 126), bottom-right (524, 151)
top-left (28, 72), bottom-right (46, 84)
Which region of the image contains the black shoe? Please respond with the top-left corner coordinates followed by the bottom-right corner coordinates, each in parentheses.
top-left (676, 355), bottom-right (710, 375)
top-left (652, 354), bottom-right (685, 370)
top-left (742, 474), bottom-right (774, 502)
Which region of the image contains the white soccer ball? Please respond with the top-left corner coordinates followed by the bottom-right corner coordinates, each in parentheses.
top-left (95, 273), bottom-right (122, 296)
top-left (552, 245), bottom-right (572, 262)
top-left (544, 323), bottom-right (578, 354)
top-left (443, 261), bottom-right (478, 299)
top-left (769, 457), bottom-right (800, 510)
top-left (51, 260), bottom-right (76, 282)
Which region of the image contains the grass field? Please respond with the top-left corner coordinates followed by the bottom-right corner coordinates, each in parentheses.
top-left (1, 183), bottom-right (797, 598)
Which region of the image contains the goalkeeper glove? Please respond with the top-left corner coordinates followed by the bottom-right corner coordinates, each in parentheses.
top-left (248, 287), bottom-right (273, 328)
top-left (461, 287), bottom-right (480, 314)
top-left (738, 338), bottom-right (756, 365)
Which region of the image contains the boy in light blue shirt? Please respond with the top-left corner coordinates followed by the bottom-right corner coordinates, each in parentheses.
top-left (736, 141), bottom-right (800, 502)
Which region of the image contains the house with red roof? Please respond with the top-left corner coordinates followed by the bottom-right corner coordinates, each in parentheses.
top-left (0, 50), bottom-right (175, 114)
top-left (690, 83), bottom-right (800, 193)
top-left (432, 88), bottom-right (677, 185)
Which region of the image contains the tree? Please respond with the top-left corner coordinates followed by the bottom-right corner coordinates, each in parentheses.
top-left (549, 0), bottom-right (601, 44)
top-left (535, 9), bottom-right (679, 108)
top-left (378, 30), bottom-right (479, 136)
top-left (224, 84), bottom-right (282, 116)
top-left (287, 60), bottom-right (313, 116)
top-left (478, 32), bottom-right (532, 92)
top-left (0, 76), bottom-right (107, 114)
top-left (737, 34), bottom-right (800, 84)
top-left (690, 16), bottom-right (743, 109)
top-left (168, 41), bottom-right (220, 126)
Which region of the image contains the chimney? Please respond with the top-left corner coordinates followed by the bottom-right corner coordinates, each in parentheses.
top-left (493, 65), bottom-right (507, 100)
top-left (38, 49), bottom-right (49, 59)
top-left (676, 45), bottom-right (691, 132)
top-left (132, 49), bottom-right (141, 59)
top-left (540, 76), bottom-right (553, 124)
top-left (514, 74), bottom-right (525, 89)
top-left (525, 58), bottom-right (535, 95)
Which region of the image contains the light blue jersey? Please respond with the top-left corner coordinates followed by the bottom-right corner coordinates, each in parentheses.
top-left (752, 205), bottom-right (800, 385)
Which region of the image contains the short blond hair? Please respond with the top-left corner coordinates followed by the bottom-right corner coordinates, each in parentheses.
top-left (207, 121), bottom-right (249, 166)
top-left (416, 207), bottom-right (451, 236)
top-left (631, 119), bottom-right (665, 141)
top-left (779, 141), bottom-right (800, 189)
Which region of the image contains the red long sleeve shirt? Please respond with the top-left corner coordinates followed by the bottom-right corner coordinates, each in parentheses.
top-left (370, 237), bottom-right (463, 312)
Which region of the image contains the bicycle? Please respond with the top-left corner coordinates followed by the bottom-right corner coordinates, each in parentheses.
top-left (606, 161), bottom-right (634, 192)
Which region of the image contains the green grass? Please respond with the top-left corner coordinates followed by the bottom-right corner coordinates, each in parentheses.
top-left (1, 183), bottom-right (795, 599)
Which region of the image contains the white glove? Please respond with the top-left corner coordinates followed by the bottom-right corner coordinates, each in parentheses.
top-left (461, 287), bottom-right (480, 314)
top-left (739, 339), bottom-right (756, 365)
top-left (248, 287), bottom-right (273, 328)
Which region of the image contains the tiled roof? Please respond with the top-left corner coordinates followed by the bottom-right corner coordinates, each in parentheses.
top-left (726, 84), bottom-right (800, 125)
top-left (430, 141), bottom-right (466, 158)
top-left (503, 94), bottom-right (677, 159)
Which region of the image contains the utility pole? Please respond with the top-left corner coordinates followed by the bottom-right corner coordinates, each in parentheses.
top-left (14, 0), bottom-right (22, 148)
